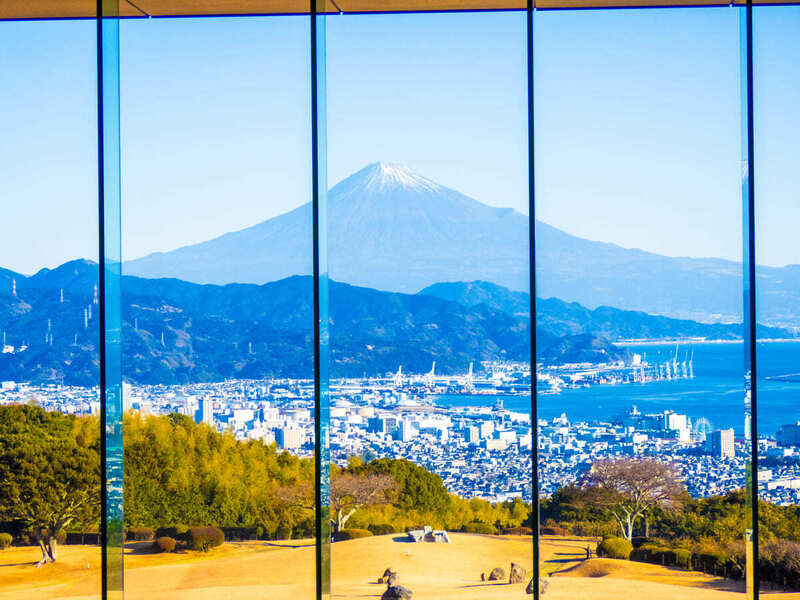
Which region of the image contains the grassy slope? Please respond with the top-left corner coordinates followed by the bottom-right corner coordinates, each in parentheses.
top-left (0, 535), bottom-right (794, 600)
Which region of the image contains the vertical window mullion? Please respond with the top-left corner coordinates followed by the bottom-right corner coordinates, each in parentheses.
top-left (97, 1), bottom-right (124, 598)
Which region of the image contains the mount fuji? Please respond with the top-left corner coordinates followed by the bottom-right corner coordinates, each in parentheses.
top-left (125, 162), bottom-right (800, 326)
top-left (126, 162), bottom-right (530, 294)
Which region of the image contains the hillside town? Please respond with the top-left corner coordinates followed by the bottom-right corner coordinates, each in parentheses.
top-left (3, 357), bottom-right (800, 506)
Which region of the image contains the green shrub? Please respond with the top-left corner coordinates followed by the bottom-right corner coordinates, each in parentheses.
top-left (189, 527), bottom-right (224, 552)
top-left (462, 522), bottom-right (498, 535)
top-left (55, 530), bottom-right (67, 545)
top-left (540, 526), bottom-right (567, 536)
top-left (565, 520), bottom-right (618, 539)
top-left (334, 529), bottom-right (373, 541)
top-left (673, 548), bottom-right (693, 570)
top-left (597, 537), bottom-right (633, 560)
top-left (294, 520), bottom-right (314, 539)
top-left (276, 526), bottom-right (292, 540)
top-left (0, 533), bottom-right (12, 549)
top-left (129, 527), bottom-right (155, 541)
top-left (152, 536), bottom-right (176, 553)
top-left (156, 525), bottom-right (189, 541)
top-left (630, 543), bottom-right (674, 565)
top-left (695, 551), bottom-right (729, 576)
top-left (504, 526), bottom-right (533, 536)
top-left (367, 523), bottom-right (396, 536)
top-left (629, 547), bottom-right (648, 562)
top-left (760, 539), bottom-right (800, 588)
top-left (256, 526), bottom-right (265, 539)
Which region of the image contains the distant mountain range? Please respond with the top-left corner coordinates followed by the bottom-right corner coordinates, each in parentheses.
top-left (419, 280), bottom-right (790, 341)
top-left (1, 261), bottom-right (526, 385)
top-left (125, 162), bottom-right (800, 327)
top-left (1, 262), bottom-right (789, 386)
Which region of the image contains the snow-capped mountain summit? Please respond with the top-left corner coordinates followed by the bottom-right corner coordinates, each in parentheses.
top-left (336, 162), bottom-right (442, 195)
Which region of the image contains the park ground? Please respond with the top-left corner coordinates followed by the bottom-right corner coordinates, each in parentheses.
top-left (0, 534), bottom-right (798, 600)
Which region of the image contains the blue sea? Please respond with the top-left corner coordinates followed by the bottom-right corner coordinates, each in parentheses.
top-left (436, 341), bottom-right (800, 437)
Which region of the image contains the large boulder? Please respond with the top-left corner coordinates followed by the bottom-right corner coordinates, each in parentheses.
top-left (378, 568), bottom-right (397, 584)
top-left (509, 562), bottom-right (527, 584)
top-left (387, 573), bottom-right (400, 587)
top-left (487, 567), bottom-right (505, 581)
top-left (382, 585), bottom-right (413, 600)
top-left (527, 578), bottom-right (549, 595)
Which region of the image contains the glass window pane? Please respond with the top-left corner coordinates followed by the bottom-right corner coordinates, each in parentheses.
top-left (325, 11), bottom-right (533, 598)
top-left (119, 16), bottom-right (316, 598)
top-left (0, 18), bottom-right (101, 600)
top-left (754, 5), bottom-right (800, 596)
top-left (534, 7), bottom-right (750, 596)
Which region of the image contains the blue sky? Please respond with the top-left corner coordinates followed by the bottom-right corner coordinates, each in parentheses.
top-left (0, 7), bottom-right (798, 274)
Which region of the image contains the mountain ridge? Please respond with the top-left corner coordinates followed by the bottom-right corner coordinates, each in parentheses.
top-left (2, 260), bottom-right (792, 386)
top-left (419, 280), bottom-right (791, 341)
top-left (124, 162), bottom-right (800, 326)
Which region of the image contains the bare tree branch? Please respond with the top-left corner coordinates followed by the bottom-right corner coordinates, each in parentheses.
top-left (582, 458), bottom-right (685, 541)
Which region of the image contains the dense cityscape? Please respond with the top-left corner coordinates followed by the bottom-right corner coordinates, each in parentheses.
top-left (4, 354), bottom-right (800, 506)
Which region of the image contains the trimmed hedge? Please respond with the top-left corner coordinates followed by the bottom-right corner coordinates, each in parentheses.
top-left (156, 525), bottom-right (190, 541)
top-left (462, 522), bottom-right (499, 535)
top-left (65, 533), bottom-right (101, 546)
top-left (128, 527), bottom-right (155, 541)
top-left (504, 526), bottom-right (533, 536)
top-left (695, 551), bottom-right (731, 576)
top-left (0, 533), bottom-right (12, 550)
top-left (630, 544), bottom-right (725, 574)
top-left (152, 537), bottom-right (176, 553)
top-left (760, 540), bottom-right (800, 590)
top-left (189, 527), bottom-right (224, 552)
top-left (540, 526), bottom-right (568, 536)
top-left (597, 537), bottom-right (633, 560)
top-left (334, 529), bottom-right (374, 541)
top-left (674, 548), bottom-right (693, 569)
top-left (367, 523), bottom-right (396, 536)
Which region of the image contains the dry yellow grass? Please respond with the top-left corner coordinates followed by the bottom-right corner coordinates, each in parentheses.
top-left (0, 534), bottom-right (798, 600)
top-left (330, 532), bottom-right (532, 599)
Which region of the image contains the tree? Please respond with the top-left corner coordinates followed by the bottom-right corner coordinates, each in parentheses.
top-left (362, 458), bottom-right (450, 518)
top-left (583, 458), bottom-right (684, 541)
top-left (331, 472), bottom-right (396, 533)
top-left (0, 405), bottom-right (100, 565)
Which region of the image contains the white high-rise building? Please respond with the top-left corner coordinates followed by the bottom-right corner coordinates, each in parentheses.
top-left (710, 428), bottom-right (735, 458)
top-left (395, 420), bottom-right (417, 443)
top-left (197, 397), bottom-right (213, 426)
top-left (276, 427), bottom-right (304, 450)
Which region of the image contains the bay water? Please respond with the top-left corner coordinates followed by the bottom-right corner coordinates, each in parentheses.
top-left (436, 341), bottom-right (800, 437)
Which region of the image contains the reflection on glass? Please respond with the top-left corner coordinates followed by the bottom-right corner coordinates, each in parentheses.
top-left (314, 9), bottom-right (332, 599)
top-left (535, 7), bottom-right (748, 598)
top-left (119, 16), bottom-right (315, 599)
top-left (754, 5), bottom-right (800, 595)
top-left (326, 11), bottom-right (532, 599)
top-left (0, 18), bottom-right (101, 600)
top-left (101, 7), bottom-right (125, 597)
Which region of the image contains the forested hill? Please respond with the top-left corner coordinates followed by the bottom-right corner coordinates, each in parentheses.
top-left (4, 261), bottom-right (788, 386)
top-left (1, 260), bottom-right (620, 385)
top-left (419, 280), bottom-right (791, 341)
top-left (4, 261), bottom-right (790, 386)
